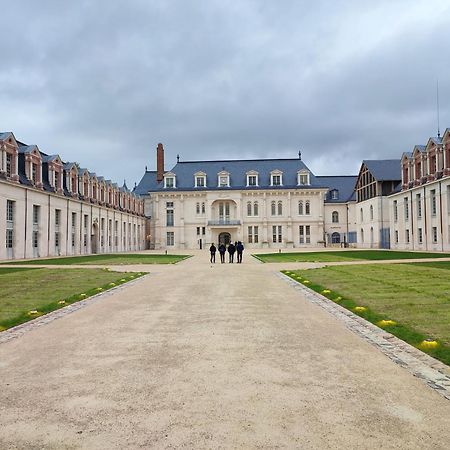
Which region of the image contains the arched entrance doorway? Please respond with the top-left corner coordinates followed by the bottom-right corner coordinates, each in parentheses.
top-left (91, 222), bottom-right (99, 254)
top-left (331, 232), bottom-right (340, 244)
top-left (219, 232), bottom-right (231, 246)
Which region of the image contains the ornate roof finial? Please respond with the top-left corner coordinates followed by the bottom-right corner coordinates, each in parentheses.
top-left (298, 150), bottom-right (302, 160)
top-left (145, 165), bottom-right (148, 172)
top-left (177, 154), bottom-right (180, 163)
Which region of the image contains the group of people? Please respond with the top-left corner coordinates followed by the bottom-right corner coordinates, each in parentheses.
top-left (209, 241), bottom-right (244, 263)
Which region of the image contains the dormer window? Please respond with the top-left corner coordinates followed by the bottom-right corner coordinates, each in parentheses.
top-left (164, 172), bottom-right (176, 188)
top-left (297, 170), bottom-right (310, 186)
top-left (195, 172), bottom-right (206, 187)
top-left (246, 171), bottom-right (259, 187)
top-left (6, 153), bottom-right (12, 177)
top-left (217, 171), bottom-right (230, 187)
top-left (54, 171), bottom-right (60, 190)
top-left (330, 189), bottom-right (339, 200)
top-left (270, 170), bottom-right (283, 186)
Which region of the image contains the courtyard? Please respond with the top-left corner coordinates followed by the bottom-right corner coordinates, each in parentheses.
top-left (0, 250), bottom-right (449, 448)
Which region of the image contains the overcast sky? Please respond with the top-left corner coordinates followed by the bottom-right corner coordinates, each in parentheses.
top-left (1, 0), bottom-right (449, 188)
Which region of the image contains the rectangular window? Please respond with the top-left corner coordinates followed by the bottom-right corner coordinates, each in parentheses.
top-left (272, 175), bottom-right (281, 186)
top-left (54, 171), bottom-right (59, 189)
top-left (248, 226), bottom-right (253, 243)
top-left (167, 231), bottom-right (174, 246)
top-left (418, 227), bottom-right (423, 244)
top-left (416, 193), bottom-right (422, 218)
top-left (6, 153), bottom-right (12, 177)
top-left (272, 225), bottom-right (282, 243)
top-left (299, 174), bottom-right (308, 185)
top-left (393, 200), bottom-right (398, 222)
top-left (300, 225), bottom-right (311, 243)
top-left (201, 202), bottom-right (205, 214)
top-left (6, 229), bottom-right (13, 248)
top-left (196, 203), bottom-right (200, 214)
top-left (71, 212), bottom-right (76, 228)
top-left (432, 226), bottom-right (438, 243)
top-left (166, 209), bottom-right (174, 227)
top-left (33, 205), bottom-right (40, 225)
top-left (55, 209), bottom-right (61, 226)
top-left (395, 230), bottom-right (398, 243)
top-left (55, 231), bottom-right (60, 249)
top-left (254, 226), bottom-right (259, 243)
top-left (305, 225), bottom-right (311, 244)
top-left (196, 176), bottom-right (205, 187)
top-left (404, 197), bottom-right (409, 221)
top-left (165, 177), bottom-right (174, 188)
top-left (248, 175), bottom-right (257, 186)
top-left (406, 229), bottom-right (410, 243)
top-left (166, 202), bottom-right (174, 208)
top-left (202, 227), bottom-right (205, 235)
top-left (6, 200), bottom-right (14, 222)
top-left (431, 189), bottom-right (436, 216)
top-left (196, 227), bottom-right (200, 236)
top-left (31, 163), bottom-right (37, 183)
top-left (33, 230), bottom-right (39, 248)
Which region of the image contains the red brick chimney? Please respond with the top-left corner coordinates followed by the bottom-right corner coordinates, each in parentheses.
top-left (156, 143), bottom-right (164, 183)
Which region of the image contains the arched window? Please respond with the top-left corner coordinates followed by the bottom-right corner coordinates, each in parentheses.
top-left (253, 201), bottom-right (259, 216)
top-left (370, 227), bottom-right (374, 245)
top-left (305, 200), bottom-right (310, 215)
top-left (360, 208), bottom-right (364, 222)
top-left (370, 205), bottom-right (374, 221)
top-left (361, 228), bottom-right (364, 243)
top-left (332, 211), bottom-right (339, 223)
top-left (271, 201), bottom-right (276, 216)
top-left (277, 201), bottom-right (283, 216)
top-left (196, 202), bottom-right (200, 214)
top-left (247, 201), bottom-right (252, 216)
top-left (331, 232), bottom-right (340, 243)
top-left (298, 201), bottom-right (303, 215)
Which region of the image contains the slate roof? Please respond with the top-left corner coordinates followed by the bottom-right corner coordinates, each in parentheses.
top-left (137, 158), bottom-right (327, 193)
top-left (363, 160), bottom-right (401, 181)
top-left (0, 132), bottom-right (13, 140)
top-left (315, 176), bottom-right (358, 202)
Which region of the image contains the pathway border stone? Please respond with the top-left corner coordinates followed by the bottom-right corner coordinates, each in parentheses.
top-left (278, 272), bottom-right (450, 401)
top-left (0, 274), bottom-right (150, 345)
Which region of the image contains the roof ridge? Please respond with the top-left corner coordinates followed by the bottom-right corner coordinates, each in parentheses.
top-left (177, 157), bottom-right (303, 164)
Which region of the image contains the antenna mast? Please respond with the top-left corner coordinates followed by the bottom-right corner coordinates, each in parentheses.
top-left (437, 79), bottom-right (441, 138)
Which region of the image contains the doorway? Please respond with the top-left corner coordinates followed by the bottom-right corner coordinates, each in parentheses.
top-left (219, 232), bottom-right (231, 246)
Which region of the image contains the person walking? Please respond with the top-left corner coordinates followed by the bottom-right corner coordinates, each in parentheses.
top-left (236, 241), bottom-right (244, 263)
top-left (209, 243), bottom-right (216, 263)
top-left (227, 242), bottom-right (235, 263)
top-left (218, 243), bottom-right (226, 263)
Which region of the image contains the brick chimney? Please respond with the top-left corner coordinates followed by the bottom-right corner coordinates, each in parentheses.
top-left (156, 143), bottom-right (164, 183)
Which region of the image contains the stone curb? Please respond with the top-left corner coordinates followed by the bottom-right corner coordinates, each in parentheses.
top-left (278, 272), bottom-right (450, 401)
top-left (0, 273), bottom-right (151, 345)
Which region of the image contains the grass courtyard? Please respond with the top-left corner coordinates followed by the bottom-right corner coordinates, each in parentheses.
top-left (3, 253), bottom-right (189, 266)
top-left (255, 249), bottom-right (450, 263)
top-left (0, 267), bottom-right (146, 331)
top-left (283, 261), bottom-right (450, 364)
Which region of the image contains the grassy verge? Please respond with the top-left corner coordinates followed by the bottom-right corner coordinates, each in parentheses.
top-left (0, 267), bottom-right (146, 331)
top-left (254, 250), bottom-right (450, 263)
top-left (282, 262), bottom-right (450, 365)
top-left (2, 253), bottom-right (190, 265)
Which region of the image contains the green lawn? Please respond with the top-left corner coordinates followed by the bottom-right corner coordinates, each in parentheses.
top-left (255, 250), bottom-right (450, 263)
top-left (3, 253), bottom-right (189, 266)
top-left (283, 261), bottom-right (450, 364)
top-left (0, 267), bottom-right (146, 331)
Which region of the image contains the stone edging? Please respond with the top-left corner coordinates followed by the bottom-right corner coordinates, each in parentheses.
top-left (278, 272), bottom-right (450, 401)
top-left (0, 274), bottom-right (151, 345)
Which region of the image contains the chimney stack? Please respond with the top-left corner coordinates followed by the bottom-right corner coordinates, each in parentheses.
top-left (156, 143), bottom-right (164, 183)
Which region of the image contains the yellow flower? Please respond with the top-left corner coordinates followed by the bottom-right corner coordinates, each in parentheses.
top-left (58, 300), bottom-right (66, 305)
top-left (322, 289), bottom-right (331, 294)
top-left (28, 310), bottom-right (39, 315)
top-left (354, 306), bottom-right (367, 313)
top-left (109, 282), bottom-right (116, 286)
top-left (303, 280), bottom-right (310, 284)
top-left (96, 287), bottom-right (103, 291)
top-left (80, 293), bottom-right (87, 298)
top-left (129, 276), bottom-right (134, 279)
top-left (377, 320), bottom-right (396, 327)
top-left (335, 296), bottom-right (342, 301)
top-left (419, 339), bottom-right (439, 349)
top-left (120, 279), bottom-right (126, 282)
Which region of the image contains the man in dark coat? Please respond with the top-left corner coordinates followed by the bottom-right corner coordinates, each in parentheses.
top-left (209, 243), bottom-right (216, 263)
top-left (218, 243), bottom-right (226, 263)
top-left (227, 242), bottom-right (235, 263)
top-left (236, 241), bottom-right (244, 263)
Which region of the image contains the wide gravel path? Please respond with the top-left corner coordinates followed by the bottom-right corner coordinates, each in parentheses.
top-left (1, 253), bottom-right (449, 449)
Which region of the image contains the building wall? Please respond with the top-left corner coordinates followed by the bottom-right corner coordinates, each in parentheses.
top-left (355, 196), bottom-right (391, 249)
top-left (0, 180), bottom-right (147, 260)
top-left (389, 177), bottom-right (450, 252)
top-left (323, 202), bottom-right (357, 245)
top-left (147, 188), bottom-right (330, 250)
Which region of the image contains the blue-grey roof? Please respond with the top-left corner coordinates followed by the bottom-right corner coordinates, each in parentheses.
top-left (315, 176), bottom-right (357, 202)
top-left (0, 132), bottom-right (13, 140)
top-left (140, 158), bottom-right (323, 192)
top-left (429, 136), bottom-right (443, 145)
top-left (41, 154), bottom-right (60, 163)
top-left (134, 171), bottom-right (158, 195)
top-left (18, 144), bottom-right (39, 154)
top-left (362, 160), bottom-right (401, 181)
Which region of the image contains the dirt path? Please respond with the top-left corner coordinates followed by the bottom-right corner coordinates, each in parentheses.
top-left (0, 253), bottom-right (449, 449)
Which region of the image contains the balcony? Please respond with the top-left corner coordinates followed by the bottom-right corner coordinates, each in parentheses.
top-left (208, 219), bottom-right (241, 227)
